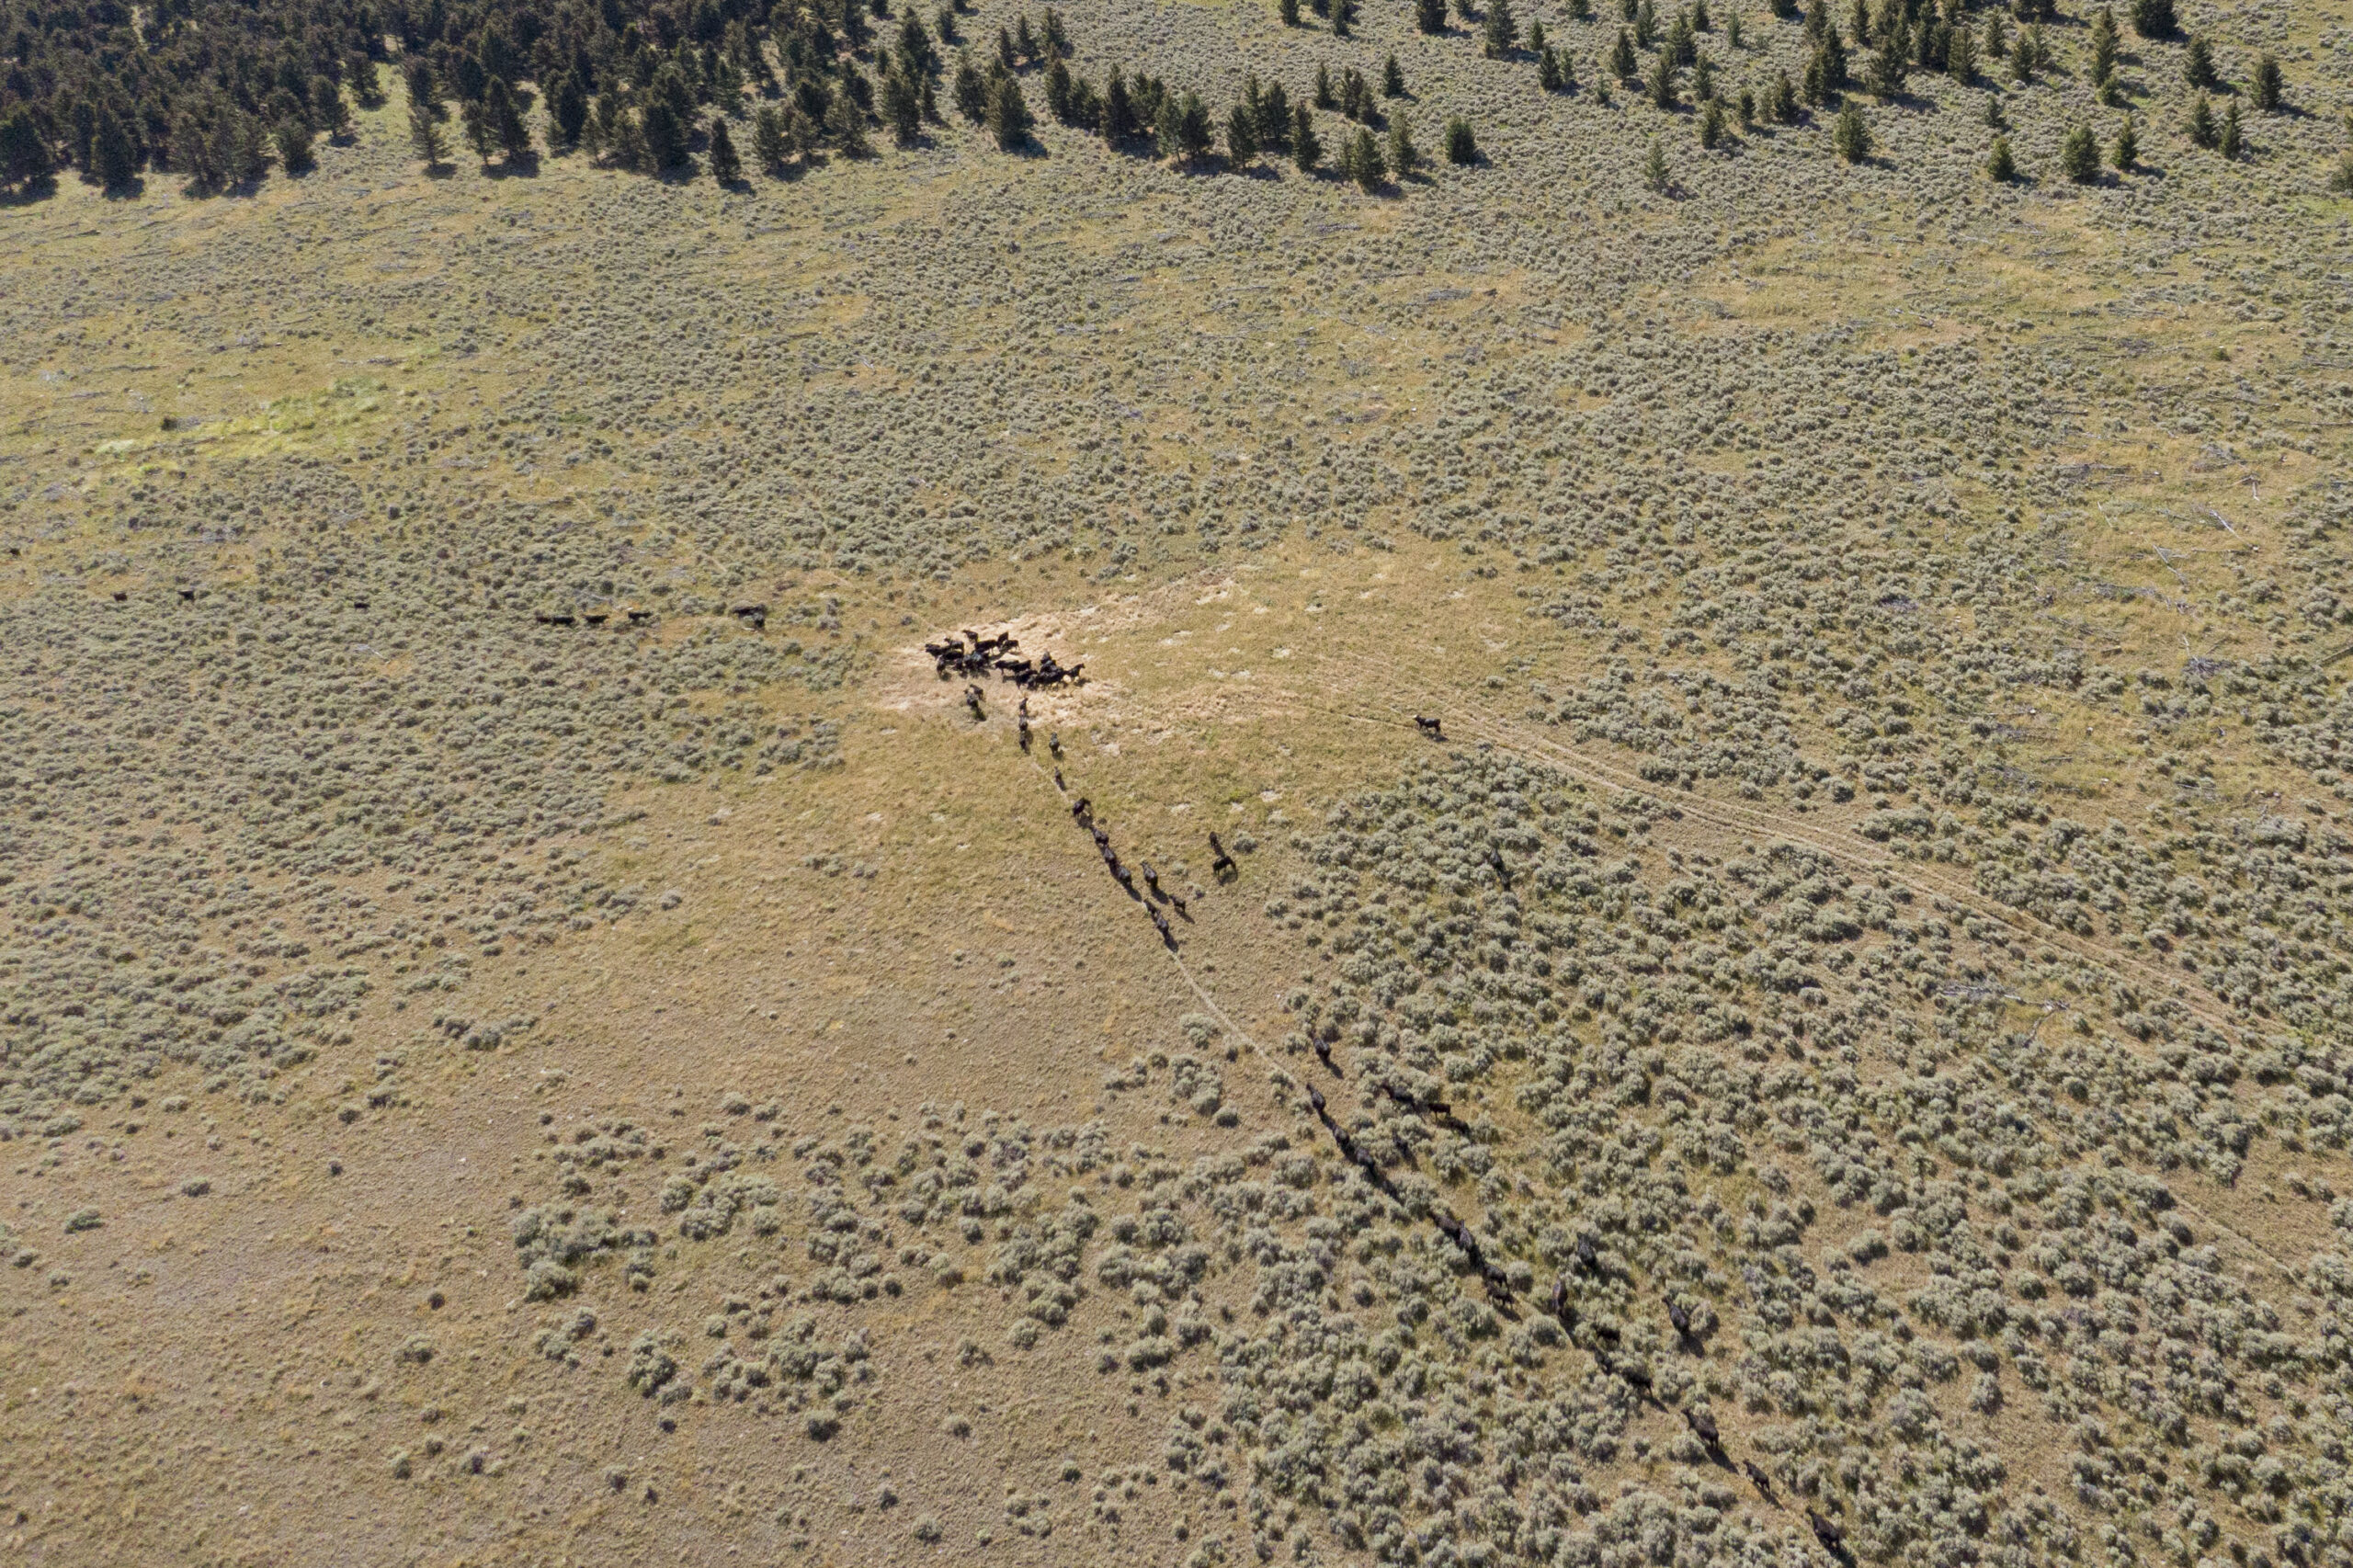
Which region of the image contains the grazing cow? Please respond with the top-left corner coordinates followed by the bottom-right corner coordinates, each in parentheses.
top-left (584, 611), bottom-right (608, 627)
top-left (1666, 1298), bottom-right (1691, 1338)
top-left (965, 685), bottom-right (985, 719)
top-left (1048, 732), bottom-right (1062, 756)
top-left (1018, 717), bottom-right (1031, 750)
top-left (1166, 891), bottom-right (1188, 917)
top-left (1415, 715), bottom-right (1443, 740)
top-left (1576, 1235), bottom-right (1599, 1272)
top-left (1306, 1085), bottom-right (1325, 1114)
top-left (352, 598), bottom-right (369, 610)
top-left (111, 590), bottom-right (128, 602)
top-left (1054, 769), bottom-right (1066, 791)
top-left (178, 588), bottom-right (196, 601)
top-left (1550, 1278), bottom-right (1574, 1326)
top-left (1682, 1407), bottom-right (1720, 1449)
top-left (1807, 1512), bottom-right (1846, 1554)
top-left (1741, 1460), bottom-right (1779, 1503)
top-left (627, 609), bottom-right (654, 625)
top-left (733, 603), bottom-right (768, 631)
top-left (1071, 798), bottom-right (1091, 821)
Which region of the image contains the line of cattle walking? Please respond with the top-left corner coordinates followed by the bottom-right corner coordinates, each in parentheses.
top-left (938, 624), bottom-right (1846, 1552)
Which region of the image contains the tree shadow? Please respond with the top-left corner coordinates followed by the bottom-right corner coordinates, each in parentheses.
top-left (0, 175), bottom-right (58, 206)
top-left (99, 176), bottom-right (147, 200)
top-left (484, 152), bottom-right (541, 178)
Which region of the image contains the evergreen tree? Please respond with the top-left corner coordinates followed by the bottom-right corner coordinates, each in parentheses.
top-left (1643, 135), bottom-right (1669, 190)
top-left (489, 79), bottom-right (531, 163)
top-left (2059, 122), bottom-right (2097, 181)
top-left (313, 79), bottom-right (353, 142)
top-left (1699, 94), bottom-right (1727, 145)
top-left (1803, 30), bottom-right (1847, 102)
top-left (1611, 29), bottom-right (1641, 81)
top-left (549, 73), bottom-right (588, 148)
top-left (642, 99), bottom-right (689, 165)
top-left (1281, 0), bottom-right (1302, 23)
top-left (1292, 103), bottom-right (1322, 169)
top-left (828, 87), bottom-right (871, 155)
top-left (1043, 6), bottom-right (1071, 52)
top-left (996, 25), bottom-right (1017, 69)
top-left (1984, 91), bottom-right (2005, 129)
top-left (2129, 0), bottom-right (2173, 38)
top-left (2219, 96), bottom-right (2240, 159)
top-left (1315, 63), bottom-right (1336, 108)
top-left (1226, 100), bottom-right (1257, 165)
top-left (91, 108), bottom-right (139, 187)
top-left (2089, 7), bottom-right (2118, 85)
top-left (1257, 81), bottom-right (1292, 148)
top-left (988, 74), bottom-right (1031, 148)
top-left (1172, 92), bottom-right (1213, 161)
top-left (1725, 10), bottom-right (1741, 48)
top-left (708, 116), bottom-right (743, 179)
top-left (1559, 49), bottom-right (1579, 90)
top-left (1692, 51), bottom-right (1715, 100)
top-left (1831, 98), bottom-right (1869, 160)
top-left (1867, 41), bottom-right (1905, 97)
top-left (1634, 0), bottom-right (1657, 46)
top-left (1014, 15), bottom-right (1037, 61)
top-left (1736, 85), bottom-right (1755, 126)
top-left (1668, 12), bottom-right (1695, 65)
top-left (1104, 67), bottom-right (1139, 141)
top-left (1443, 114), bottom-right (1476, 162)
top-left (1767, 68), bottom-right (1796, 121)
top-left (1982, 12), bottom-right (2006, 66)
top-left (2331, 152), bottom-right (2353, 194)
top-left (1332, 0), bottom-right (1357, 39)
top-left (1847, 0), bottom-right (1870, 46)
top-left (754, 105), bottom-right (790, 172)
top-left (1946, 25), bottom-right (1975, 83)
top-left (2110, 112), bottom-right (2136, 168)
top-left (1384, 54), bottom-right (1407, 97)
top-left (1569, 0), bottom-right (1592, 17)
top-left (1649, 48), bottom-right (1679, 108)
top-left (228, 112), bottom-right (270, 184)
top-left (2186, 89), bottom-right (2215, 147)
top-left (2181, 35), bottom-right (2217, 90)
top-left (1386, 112), bottom-right (1415, 176)
top-left (272, 118), bottom-right (313, 175)
top-left (2250, 53), bottom-right (2280, 111)
top-left (1985, 132), bottom-right (2014, 181)
top-left (898, 11), bottom-right (936, 75)
top-left (1046, 57), bottom-right (1074, 121)
top-left (1540, 47), bottom-right (1564, 90)
top-left (1483, 0), bottom-right (1518, 57)
top-left (955, 57), bottom-right (989, 122)
top-left (884, 68), bottom-right (922, 142)
top-left (1416, 0), bottom-right (1449, 32)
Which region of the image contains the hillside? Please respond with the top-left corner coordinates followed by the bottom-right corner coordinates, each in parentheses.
top-left (5, 0), bottom-right (2353, 1564)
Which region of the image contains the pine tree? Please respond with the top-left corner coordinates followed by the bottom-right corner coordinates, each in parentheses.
top-left (1569, 0), bottom-right (1592, 16)
top-left (1257, 81), bottom-right (1292, 148)
top-left (1736, 85), bottom-right (1755, 126)
top-left (1648, 48), bottom-right (1678, 108)
top-left (1281, 0), bottom-right (1302, 25)
top-left (273, 118), bottom-right (313, 175)
top-left (2186, 89), bottom-right (2215, 147)
top-left (1768, 68), bottom-right (1796, 122)
top-left (1443, 114), bottom-right (1476, 163)
top-left (1483, 0), bottom-right (1518, 57)
top-left (1416, 0), bottom-right (1448, 32)
top-left (1346, 126), bottom-right (1382, 188)
top-left (2089, 7), bottom-right (2118, 85)
top-left (1528, 21), bottom-right (1547, 62)
top-left (955, 57), bottom-right (988, 122)
top-left (996, 25), bottom-right (1017, 69)
top-left (1946, 24), bottom-right (1974, 82)
top-left (1847, 0), bottom-right (1870, 46)
top-left (1332, 0), bottom-right (1358, 39)
top-left (988, 74), bottom-right (1031, 148)
top-left (754, 105), bottom-right (790, 172)
top-left (313, 79), bottom-right (354, 142)
top-left (2218, 97), bottom-right (2240, 159)
top-left (2250, 53), bottom-right (2279, 111)
top-left (1044, 6), bottom-right (1071, 52)
top-left (1611, 29), bottom-right (1641, 81)
top-left (1540, 47), bottom-right (1564, 90)
top-left (2110, 112), bottom-right (2136, 168)
top-left (884, 69), bottom-right (922, 142)
top-left (1986, 133), bottom-right (2014, 180)
top-left (2060, 122), bottom-right (2097, 181)
top-left (1046, 57), bottom-right (1074, 121)
top-left (1981, 12), bottom-right (2006, 66)
top-left (2129, 0), bottom-right (2173, 38)
top-left (699, 116), bottom-right (737, 180)
top-left (1315, 63), bottom-right (1336, 108)
top-left (1692, 51), bottom-right (1715, 100)
top-left (1832, 98), bottom-right (1869, 161)
top-left (489, 79), bottom-right (531, 163)
top-left (1804, 29), bottom-right (1847, 102)
top-left (1226, 101), bottom-right (1257, 166)
top-left (1387, 112), bottom-right (1415, 176)
top-left (1867, 41), bottom-right (1905, 98)
top-left (1699, 94), bottom-right (1727, 145)
top-left (643, 99), bottom-right (690, 166)
top-left (1384, 54), bottom-right (1407, 97)
top-left (548, 73), bottom-right (587, 148)
top-left (2182, 35), bottom-right (2216, 90)
top-left (1014, 15), bottom-right (1037, 61)
top-left (828, 87), bottom-right (871, 155)
top-left (1170, 92), bottom-right (1212, 160)
top-left (1634, 0), bottom-right (1657, 46)
top-left (1291, 103), bottom-right (1322, 169)
top-left (1104, 67), bottom-right (1139, 141)
top-left (91, 108), bottom-right (139, 187)
top-left (2331, 152), bottom-right (2353, 193)
top-left (1643, 135), bottom-right (1669, 190)
top-left (1725, 10), bottom-right (1741, 48)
